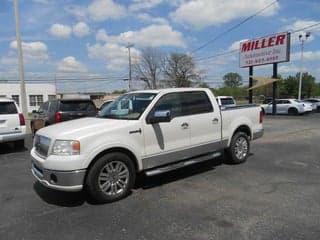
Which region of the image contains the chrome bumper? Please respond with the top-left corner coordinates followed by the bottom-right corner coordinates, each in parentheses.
top-left (31, 161), bottom-right (86, 192)
top-left (252, 129), bottom-right (264, 140)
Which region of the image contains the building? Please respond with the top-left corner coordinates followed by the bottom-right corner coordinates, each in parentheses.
top-left (0, 82), bottom-right (56, 112)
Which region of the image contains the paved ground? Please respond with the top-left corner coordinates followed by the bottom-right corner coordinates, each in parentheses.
top-left (0, 113), bottom-right (320, 240)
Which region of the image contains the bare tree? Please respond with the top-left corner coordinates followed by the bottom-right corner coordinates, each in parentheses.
top-left (163, 53), bottom-right (202, 87)
top-left (133, 47), bottom-right (164, 89)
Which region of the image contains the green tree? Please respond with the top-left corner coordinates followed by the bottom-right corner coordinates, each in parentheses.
top-left (223, 72), bottom-right (243, 88)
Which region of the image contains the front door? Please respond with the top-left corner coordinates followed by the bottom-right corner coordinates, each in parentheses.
top-left (142, 92), bottom-right (191, 169)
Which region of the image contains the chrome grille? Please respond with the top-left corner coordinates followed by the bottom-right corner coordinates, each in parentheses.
top-left (34, 135), bottom-right (51, 157)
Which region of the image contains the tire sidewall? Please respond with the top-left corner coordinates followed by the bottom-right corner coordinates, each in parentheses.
top-left (85, 152), bottom-right (136, 203)
top-left (228, 132), bottom-right (250, 164)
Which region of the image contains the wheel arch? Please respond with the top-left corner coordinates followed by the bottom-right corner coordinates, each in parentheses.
top-left (232, 125), bottom-right (252, 140)
top-left (87, 147), bottom-right (140, 175)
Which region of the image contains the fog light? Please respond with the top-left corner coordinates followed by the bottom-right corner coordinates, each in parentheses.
top-left (50, 174), bottom-right (57, 183)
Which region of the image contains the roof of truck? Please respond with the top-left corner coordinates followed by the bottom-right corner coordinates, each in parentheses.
top-left (132, 88), bottom-right (209, 94)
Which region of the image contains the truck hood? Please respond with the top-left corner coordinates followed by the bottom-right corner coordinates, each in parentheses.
top-left (37, 117), bottom-right (138, 140)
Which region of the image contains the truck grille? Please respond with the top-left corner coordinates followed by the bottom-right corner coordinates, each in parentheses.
top-left (34, 135), bottom-right (51, 157)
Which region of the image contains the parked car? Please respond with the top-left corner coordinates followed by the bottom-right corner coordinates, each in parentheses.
top-left (0, 98), bottom-right (26, 148)
top-left (303, 98), bottom-right (320, 111)
top-left (261, 99), bottom-right (305, 115)
top-left (217, 96), bottom-right (236, 108)
top-left (30, 99), bottom-right (97, 135)
top-left (31, 88), bottom-right (263, 203)
top-left (295, 100), bottom-right (315, 113)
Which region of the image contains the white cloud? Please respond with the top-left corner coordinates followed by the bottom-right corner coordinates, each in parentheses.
top-left (87, 42), bottom-right (138, 72)
top-left (64, 5), bottom-right (88, 20)
top-left (278, 64), bottom-right (302, 74)
top-left (283, 20), bottom-right (319, 45)
top-left (49, 23), bottom-right (72, 38)
top-left (57, 56), bottom-right (88, 73)
top-left (171, 0), bottom-right (279, 29)
top-left (136, 13), bottom-right (168, 25)
top-left (96, 24), bottom-right (186, 48)
top-left (290, 51), bottom-right (320, 62)
top-left (129, 0), bottom-right (163, 12)
top-left (9, 40), bottom-right (48, 62)
top-left (228, 39), bottom-right (249, 51)
top-left (73, 22), bottom-right (90, 37)
top-left (87, 0), bottom-right (126, 21)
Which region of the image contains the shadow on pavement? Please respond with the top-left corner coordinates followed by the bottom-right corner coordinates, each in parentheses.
top-left (33, 182), bottom-right (86, 207)
top-left (0, 143), bottom-right (28, 155)
top-left (135, 157), bottom-right (224, 190)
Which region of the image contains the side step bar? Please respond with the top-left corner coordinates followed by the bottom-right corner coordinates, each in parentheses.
top-left (145, 151), bottom-right (222, 177)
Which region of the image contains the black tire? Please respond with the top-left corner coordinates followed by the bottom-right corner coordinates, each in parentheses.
top-left (85, 152), bottom-right (136, 203)
top-left (14, 139), bottom-right (25, 149)
top-left (288, 108), bottom-right (298, 115)
top-left (225, 132), bottom-right (250, 164)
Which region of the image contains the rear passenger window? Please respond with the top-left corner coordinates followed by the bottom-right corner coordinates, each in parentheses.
top-left (182, 92), bottom-right (213, 115)
top-left (60, 101), bottom-right (96, 111)
top-left (0, 102), bottom-right (18, 114)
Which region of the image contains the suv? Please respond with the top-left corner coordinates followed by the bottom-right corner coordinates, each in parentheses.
top-left (31, 99), bottom-right (97, 135)
top-left (0, 98), bottom-right (26, 148)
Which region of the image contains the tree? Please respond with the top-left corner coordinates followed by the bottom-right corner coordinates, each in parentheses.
top-left (223, 72), bottom-right (243, 88)
top-left (163, 53), bottom-right (202, 87)
top-left (133, 47), bottom-right (164, 89)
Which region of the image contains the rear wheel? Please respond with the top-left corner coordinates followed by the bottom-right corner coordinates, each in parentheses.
top-left (85, 152), bottom-right (136, 203)
top-left (225, 132), bottom-right (250, 164)
top-left (288, 108), bottom-right (298, 115)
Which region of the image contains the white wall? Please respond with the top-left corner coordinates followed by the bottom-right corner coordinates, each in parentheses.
top-left (0, 83), bottom-right (56, 112)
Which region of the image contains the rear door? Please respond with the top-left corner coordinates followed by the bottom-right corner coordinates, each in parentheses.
top-left (0, 102), bottom-right (20, 135)
top-left (185, 92), bottom-right (222, 150)
top-left (59, 100), bottom-right (97, 121)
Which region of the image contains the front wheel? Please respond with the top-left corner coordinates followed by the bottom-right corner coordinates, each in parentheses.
top-left (85, 152), bottom-right (136, 203)
top-left (225, 132), bottom-right (250, 164)
top-left (288, 108), bottom-right (298, 115)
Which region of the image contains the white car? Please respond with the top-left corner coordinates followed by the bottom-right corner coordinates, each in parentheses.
top-left (31, 88), bottom-right (263, 203)
top-left (0, 98), bottom-right (26, 148)
top-left (296, 100), bottom-right (314, 112)
top-left (261, 99), bottom-right (305, 115)
top-left (217, 96), bottom-right (236, 108)
top-left (303, 98), bottom-right (320, 111)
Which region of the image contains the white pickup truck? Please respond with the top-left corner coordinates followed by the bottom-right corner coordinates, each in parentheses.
top-left (31, 88), bottom-right (263, 203)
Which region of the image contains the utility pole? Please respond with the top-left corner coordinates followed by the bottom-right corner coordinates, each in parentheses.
top-left (13, 0), bottom-right (28, 119)
top-left (298, 32), bottom-right (310, 100)
top-left (126, 43), bottom-right (134, 91)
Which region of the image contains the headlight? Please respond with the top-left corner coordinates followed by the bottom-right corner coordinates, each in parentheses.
top-left (52, 140), bottom-right (80, 155)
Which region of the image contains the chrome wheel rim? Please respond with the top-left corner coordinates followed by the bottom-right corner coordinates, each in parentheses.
top-left (234, 137), bottom-right (248, 160)
top-left (98, 161), bottom-right (129, 196)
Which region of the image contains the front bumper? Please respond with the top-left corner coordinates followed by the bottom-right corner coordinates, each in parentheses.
top-left (31, 160), bottom-right (86, 192)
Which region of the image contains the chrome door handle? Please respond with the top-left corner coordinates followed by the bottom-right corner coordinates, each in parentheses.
top-left (181, 122), bottom-right (189, 129)
top-left (212, 118), bottom-right (219, 123)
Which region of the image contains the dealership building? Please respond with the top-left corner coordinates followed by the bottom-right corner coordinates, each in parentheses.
top-left (0, 82), bottom-right (56, 112)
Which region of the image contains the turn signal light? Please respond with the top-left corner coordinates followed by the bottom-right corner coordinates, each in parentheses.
top-left (259, 110), bottom-right (264, 123)
top-left (19, 113), bottom-right (25, 126)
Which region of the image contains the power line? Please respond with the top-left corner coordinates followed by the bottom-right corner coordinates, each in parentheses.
top-left (189, 0), bottom-right (279, 55)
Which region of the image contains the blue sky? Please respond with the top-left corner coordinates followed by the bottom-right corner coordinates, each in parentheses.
top-left (0, 0), bottom-right (319, 92)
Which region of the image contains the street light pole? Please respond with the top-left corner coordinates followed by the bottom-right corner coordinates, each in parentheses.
top-left (13, 0), bottom-right (28, 119)
top-left (298, 32), bottom-right (310, 100)
top-left (126, 43), bottom-right (134, 91)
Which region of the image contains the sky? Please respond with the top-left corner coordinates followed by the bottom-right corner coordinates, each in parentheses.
top-left (0, 0), bottom-right (319, 93)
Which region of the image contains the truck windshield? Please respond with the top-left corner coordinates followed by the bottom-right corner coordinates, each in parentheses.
top-left (98, 93), bottom-right (157, 120)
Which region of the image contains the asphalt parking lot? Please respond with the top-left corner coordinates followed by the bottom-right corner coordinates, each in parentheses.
top-left (1, 113), bottom-right (320, 240)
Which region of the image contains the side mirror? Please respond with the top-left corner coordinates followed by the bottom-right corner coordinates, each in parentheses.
top-left (148, 110), bottom-right (171, 124)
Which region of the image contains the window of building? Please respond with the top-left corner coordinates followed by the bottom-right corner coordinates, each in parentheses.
top-left (12, 95), bottom-right (20, 106)
top-left (29, 95), bottom-right (43, 107)
top-left (48, 95), bottom-right (56, 101)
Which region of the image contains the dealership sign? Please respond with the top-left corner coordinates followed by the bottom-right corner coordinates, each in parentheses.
top-left (239, 32), bottom-right (290, 68)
